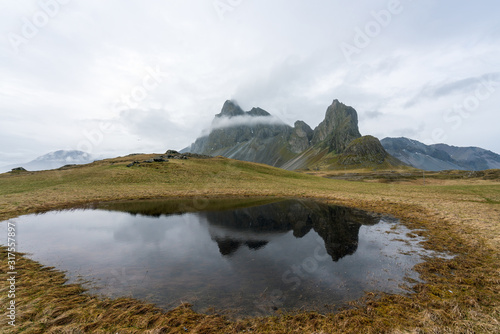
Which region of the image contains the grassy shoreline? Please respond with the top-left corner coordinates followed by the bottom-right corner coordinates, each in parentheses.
top-left (1, 155), bottom-right (499, 333)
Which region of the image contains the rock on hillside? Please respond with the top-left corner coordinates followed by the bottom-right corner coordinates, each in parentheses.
top-left (288, 121), bottom-right (314, 154)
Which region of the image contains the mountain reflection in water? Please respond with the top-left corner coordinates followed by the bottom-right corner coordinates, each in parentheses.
top-left (199, 200), bottom-right (379, 260)
top-left (4, 198), bottom-right (429, 316)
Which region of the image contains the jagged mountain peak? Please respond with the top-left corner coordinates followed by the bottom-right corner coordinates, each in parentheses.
top-left (294, 120), bottom-right (313, 134)
top-left (248, 107), bottom-right (271, 117)
top-left (217, 100), bottom-right (245, 118)
top-left (288, 120), bottom-right (314, 154)
top-left (217, 101), bottom-right (272, 119)
top-left (311, 99), bottom-right (361, 153)
top-left (187, 99), bottom-right (401, 170)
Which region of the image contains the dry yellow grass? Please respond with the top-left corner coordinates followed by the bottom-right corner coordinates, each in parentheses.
top-left (0, 154), bottom-right (499, 333)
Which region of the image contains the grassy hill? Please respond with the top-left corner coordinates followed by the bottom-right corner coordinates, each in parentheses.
top-left (0, 154), bottom-right (499, 333)
top-left (0, 154), bottom-right (329, 219)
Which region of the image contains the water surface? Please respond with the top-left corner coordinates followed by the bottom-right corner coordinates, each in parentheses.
top-left (1, 198), bottom-right (436, 316)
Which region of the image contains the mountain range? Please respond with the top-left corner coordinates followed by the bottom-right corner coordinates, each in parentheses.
top-left (0, 150), bottom-right (95, 173)
top-left (184, 99), bottom-right (500, 172)
top-left (381, 137), bottom-right (500, 171)
top-left (3, 100), bottom-right (499, 174)
top-left (186, 99), bottom-right (403, 171)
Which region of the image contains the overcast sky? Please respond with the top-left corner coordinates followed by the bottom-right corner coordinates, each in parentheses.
top-left (1, 0), bottom-right (499, 165)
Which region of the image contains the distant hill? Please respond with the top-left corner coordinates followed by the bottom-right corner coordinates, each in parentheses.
top-left (381, 137), bottom-right (500, 171)
top-left (0, 150), bottom-right (95, 173)
top-left (185, 99), bottom-right (405, 171)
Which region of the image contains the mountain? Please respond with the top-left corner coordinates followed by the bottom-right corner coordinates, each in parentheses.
top-left (186, 99), bottom-right (405, 170)
top-left (431, 144), bottom-right (500, 171)
top-left (336, 135), bottom-right (404, 167)
top-left (381, 137), bottom-right (500, 171)
top-left (0, 150), bottom-right (95, 173)
top-left (188, 100), bottom-right (296, 167)
top-left (310, 100), bottom-right (361, 152)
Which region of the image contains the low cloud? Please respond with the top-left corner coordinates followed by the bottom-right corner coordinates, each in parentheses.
top-left (202, 114), bottom-right (287, 136)
top-left (405, 72), bottom-right (500, 107)
top-left (363, 111), bottom-right (383, 119)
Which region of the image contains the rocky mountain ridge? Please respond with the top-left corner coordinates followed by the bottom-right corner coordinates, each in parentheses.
top-left (186, 99), bottom-right (404, 170)
top-left (381, 137), bottom-right (500, 171)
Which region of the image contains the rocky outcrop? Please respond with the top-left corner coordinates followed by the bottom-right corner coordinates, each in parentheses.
top-left (217, 100), bottom-right (245, 118)
top-left (10, 167), bottom-right (27, 172)
top-left (247, 107), bottom-right (271, 117)
top-left (311, 99), bottom-right (362, 153)
top-left (126, 151), bottom-right (211, 168)
top-left (288, 121), bottom-right (313, 154)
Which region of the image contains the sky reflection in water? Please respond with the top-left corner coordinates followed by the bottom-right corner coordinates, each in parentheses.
top-left (2, 199), bottom-right (434, 316)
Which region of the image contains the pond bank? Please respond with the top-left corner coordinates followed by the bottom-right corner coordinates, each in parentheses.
top-left (0, 156), bottom-right (498, 333)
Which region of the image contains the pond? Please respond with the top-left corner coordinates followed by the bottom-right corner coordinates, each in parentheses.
top-left (1, 198), bottom-right (438, 316)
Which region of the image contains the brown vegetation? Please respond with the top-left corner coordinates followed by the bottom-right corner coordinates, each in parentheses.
top-left (0, 155), bottom-right (499, 333)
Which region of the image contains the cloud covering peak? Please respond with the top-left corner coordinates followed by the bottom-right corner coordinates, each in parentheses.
top-left (1, 0), bottom-right (500, 165)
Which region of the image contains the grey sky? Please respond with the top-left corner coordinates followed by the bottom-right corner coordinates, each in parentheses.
top-left (1, 0), bottom-right (499, 165)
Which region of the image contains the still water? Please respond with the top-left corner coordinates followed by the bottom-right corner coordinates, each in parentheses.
top-left (1, 198), bottom-right (435, 316)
